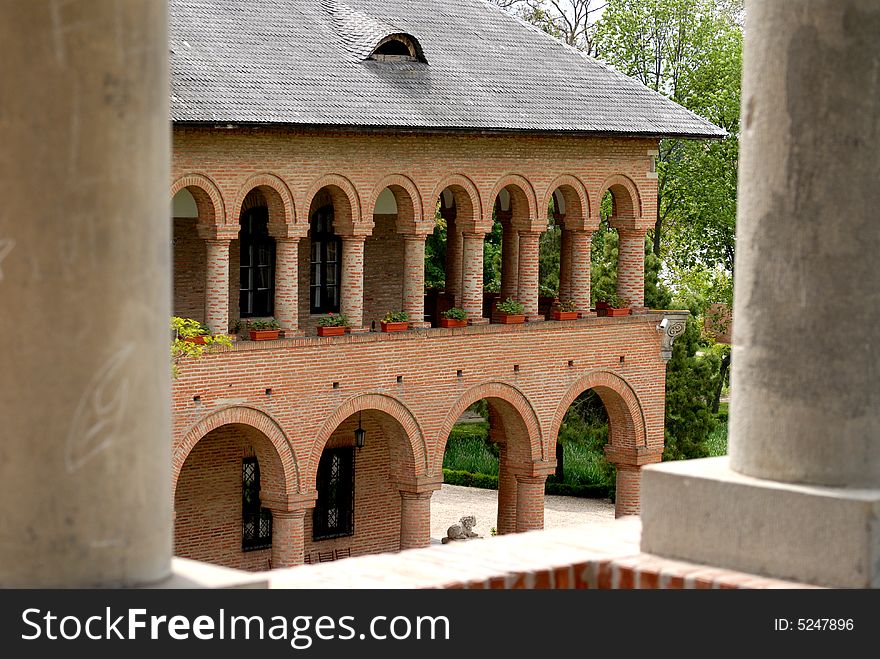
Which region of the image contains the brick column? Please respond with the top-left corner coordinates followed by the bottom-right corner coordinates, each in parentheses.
top-left (270, 509), bottom-right (306, 568)
top-left (274, 238), bottom-right (299, 334)
top-left (445, 219), bottom-right (462, 307)
top-left (205, 239), bottom-right (231, 334)
top-left (615, 228), bottom-right (646, 310)
top-left (402, 235), bottom-right (428, 327)
top-left (340, 235), bottom-right (365, 330)
top-left (500, 217), bottom-right (519, 300)
top-left (516, 231), bottom-right (541, 321)
top-left (399, 491), bottom-right (433, 550)
top-left (569, 229), bottom-right (593, 317)
top-left (558, 228), bottom-right (572, 302)
top-left (614, 465), bottom-right (641, 518)
top-left (461, 232), bottom-right (486, 322)
top-left (496, 446), bottom-right (517, 535)
top-left (515, 474), bottom-right (546, 532)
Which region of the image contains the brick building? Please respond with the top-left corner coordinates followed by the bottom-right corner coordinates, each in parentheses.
top-left (169, 0), bottom-right (721, 571)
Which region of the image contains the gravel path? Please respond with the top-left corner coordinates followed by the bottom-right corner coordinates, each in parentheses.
top-left (430, 484), bottom-right (615, 541)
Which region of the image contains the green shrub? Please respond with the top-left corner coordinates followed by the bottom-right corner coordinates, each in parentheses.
top-left (382, 310), bottom-right (409, 323)
top-left (442, 469), bottom-right (498, 490)
top-left (441, 307), bottom-right (467, 320)
top-left (496, 297), bottom-right (524, 314)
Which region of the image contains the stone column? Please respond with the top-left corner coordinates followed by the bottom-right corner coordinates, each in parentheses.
top-left (461, 232), bottom-right (486, 322)
top-left (496, 446), bottom-right (517, 535)
top-left (270, 509), bottom-right (306, 568)
top-left (445, 216), bottom-right (463, 307)
top-left (340, 235), bottom-right (365, 330)
top-left (399, 491), bottom-right (433, 550)
top-left (558, 228), bottom-right (572, 302)
top-left (499, 214), bottom-right (519, 300)
top-left (205, 239), bottom-right (231, 334)
top-left (569, 230), bottom-right (593, 317)
top-left (641, 0), bottom-right (880, 588)
top-left (514, 474), bottom-right (546, 532)
top-left (516, 231), bottom-right (541, 321)
top-left (402, 235), bottom-right (428, 327)
top-left (614, 227), bottom-right (646, 309)
top-left (274, 238), bottom-right (300, 334)
top-left (0, 1), bottom-right (170, 587)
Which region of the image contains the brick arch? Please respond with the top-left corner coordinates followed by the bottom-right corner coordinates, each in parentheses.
top-left (489, 173), bottom-right (541, 230)
top-left (303, 174), bottom-right (364, 235)
top-left (173, 405), bottom-right (300, 499)
top-left (543, 174), bottom-right (592, 230)
top-left (431, 174), bottom-right (484, 232)
top-left (171, 173), bottom-right (226, 228)
top-left (597, 174), bottom-right (642, 220)
top-left (309, 393), bottom-right (428, 482)
top-left (550, 371), bottom-right (648, 459)
top-left (436, 382), bottom-right (544, 470)
top-left (232, 173), bottom-right (298, 237)
top-left (368, 174), bottom-right (425, 233)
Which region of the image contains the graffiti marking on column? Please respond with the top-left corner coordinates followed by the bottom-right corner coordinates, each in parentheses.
top-left (0, 239), bottom-right (15, 282)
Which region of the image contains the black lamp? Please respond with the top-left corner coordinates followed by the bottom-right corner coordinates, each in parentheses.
top-left (354, 411), bottom-right (366, 449)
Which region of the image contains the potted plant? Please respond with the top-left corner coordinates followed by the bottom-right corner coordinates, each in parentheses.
top-left (316, 312), bottom-right (349, 336)
top-left (380, 311), bottom-right (409, 332)
top-left (174, 318), bottom-right (212, 344)
top-left (594, 292), bottom-right (630, 317)
top-left (440, 307), bottom-right (468, 328)
top-left (170, 316), bottom-right (233, 378)
top-left (552, 299), bottom-right (579, 321)
top-left (248, 318), bottom-right (281, 340)
top-left (496, 297), bottom-right (526, 324)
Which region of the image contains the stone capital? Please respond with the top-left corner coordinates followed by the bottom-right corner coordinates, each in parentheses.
top-left (604, 445), bottom-right (663, 467)
top-left (609, 217), bottom-right (652, 232)
top-left (658, 311), bottom-right (689, 362)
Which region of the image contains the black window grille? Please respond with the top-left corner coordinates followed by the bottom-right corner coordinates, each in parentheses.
top-left (313, 447), bottom-right (354, 540)
top-left (242, 457), bottom-right (272, 551)
top-left (309, 204), bottom-right (342, 314)
top-left (240, 206), bottom-right (275, 318)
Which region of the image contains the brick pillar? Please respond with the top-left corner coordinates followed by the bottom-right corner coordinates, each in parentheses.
top-left (500, 217), bottom-right (519, 300)
top-left (515, 474), bottom-right (546, 532)
top-left (569, 230), bottom-right (593, 317)
top-left (558, 228), bottom-right (572, 301)
top-left (399, 491), bottom-right (433, 550)
top-left (614, 465), bottom-right (641, 518)
top-left (496, 446), bottom-right (517, 535)
top-left (615, 228), bottom-right (646, 310)
top-left (445, 219), bottom-right (462, 307)
top-left (402, 235), bottom-right (428, 326)
top-left (274, 238), bottom-right (299, 334)
top-left (461, 232), bottom-right (486, 322)
top-left (270, 509), bottom-right (306, 568)
top-left (517, 231), bottom-right (541, 321)
top-left (205, 239), bottom-right (231, 334)
top-left (340, 235), bottom-right (365, 330)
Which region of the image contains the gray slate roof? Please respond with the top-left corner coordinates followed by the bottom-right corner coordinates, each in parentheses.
top-left (170, 0), bottom-right (724, 138)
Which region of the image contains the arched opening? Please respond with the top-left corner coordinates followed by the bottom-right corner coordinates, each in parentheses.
top-left (542, 181), bottom-right (590, 317)
top-left (237, 192), bottom-right (275, 318)
top-left (591, 190), bottom-right (618, 306)
top-left (171, 187), bottom-right (207, 322)
top-left (307, 407), bottom-right (419, 560)
top-left (368, 34), bottom-right (427, 63)
top-left (174, 423), bottom-right (286, 571)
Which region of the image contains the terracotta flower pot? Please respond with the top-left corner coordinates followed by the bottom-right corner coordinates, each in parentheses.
top-left (317, 326), bottom-right (346, 336)
top-left (497, 313), bottom-right (525, 324)
top-left (249, 329), bottom-right (280, 341)
top-left (183, 335), bottom-right (207, 345)
top-left (552, 311), bottom-right (579, 321)
top-left (605, 307), bottom-right (631, 317)
top-left (439, 318), bottom-right (467, 328)
top-left (381, 321), bottom-right (409, 332)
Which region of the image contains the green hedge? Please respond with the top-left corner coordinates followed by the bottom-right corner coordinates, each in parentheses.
top-left (442, 469), bottom-right (612, 499)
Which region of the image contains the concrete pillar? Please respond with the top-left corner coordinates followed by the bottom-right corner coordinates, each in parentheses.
top-left (205, 239), bottom-right (231, 334)
top-left (461, 232), bottom-right (486, 322)
top-left (516, 231), bottom-right (541, 321)
top-left (270, 509), bottom-right (306, 568)
top-left (399, 491), bottom-right (433, 550)
top-left (569, 230), bottom-right (593, 316)
top-left (614, 228), bottom-right (646, 309)
top-left (496, 446), bottom-right (517, 535)
top-left (613, 465), bottom-right (641, 518)
top-left (0, 0), bottom-right (170, 587)
top-left (558, 227), bottom-right (572, 302)
top-left (514, 475), bottom-right (546, 532)
top-left (402, 235), bottom-right (427, 325)
top-left (340, 235), bottom-right (365, 330)
top-left (500, 216), bottom-right (519, 300)
top-left (274, 238), bottom-right (299, 333)
top-left (445, 218), bottom-right (463, 307)
top-left (640, 0), bottom-right (880, 588)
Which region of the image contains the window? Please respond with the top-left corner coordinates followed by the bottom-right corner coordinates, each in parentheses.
top-left (310, 204), bottom-right (341, 313)
top-left (313, 447), bottom-right (354, 540)
top-left (368, 34), bottom-right (426, 63)
top-left (239, 206), bottom-right (275, 317)
top-left (242, 457), bottom-right (272, 551)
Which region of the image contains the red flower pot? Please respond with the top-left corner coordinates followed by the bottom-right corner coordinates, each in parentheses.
top-left (249, 329), bottom-right (280, 341)
top-left (496, 313), bottom-right (525, 324)
top-left (317, 326), bottom-right (346, 336)
top-left (381, 321), bottom-right (409, 332)
top-left (605, 307), bottom-right (631, 317)
top-left (439, 318), bottom-right (467, 328)
top-left (183, 335), bottom-right (207, 344)
top-left (552, 311), bottom-right (579, 321)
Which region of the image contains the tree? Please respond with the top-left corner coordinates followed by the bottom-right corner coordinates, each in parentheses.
top-left (490, 0), bottom-right (606, 56)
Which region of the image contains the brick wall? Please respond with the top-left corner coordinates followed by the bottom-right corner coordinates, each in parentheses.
top-left (364, 214), bottom-right (405, 327)
top-left (173, 218), bottom-right (206, 322)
